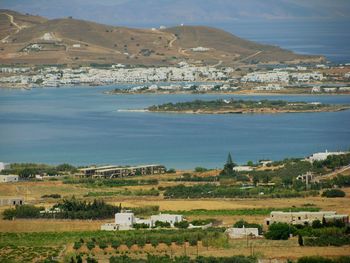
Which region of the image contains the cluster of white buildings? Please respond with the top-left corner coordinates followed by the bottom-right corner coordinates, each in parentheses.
top-left (254, 84), bottom-right (285, 91)
top-left (312, 86), bottom-right (350, 93)
top-left (101, 211), bottom-right (184, 231)
top-left (241, 71), bottom-right (324, 83)
top-left (306, 150), bottom-right (348, 162)
top-left (0, 64), bottom-right (232, 88)
top-left (241, 71), bottom-right (290, 83)
top-left (126, 83), bottom-right (238, 93)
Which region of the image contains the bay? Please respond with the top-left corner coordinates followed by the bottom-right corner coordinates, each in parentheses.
top-left (0, 85), bottom-right (349, 169)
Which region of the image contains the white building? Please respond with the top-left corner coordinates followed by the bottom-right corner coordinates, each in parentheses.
top-left (0, 162), bottom-right (8, 172)
top-left (150, 213), bottom-right (183, 227)
top-left (0, 174), bottom-right (19, 183)
top-left (306, 150), bottom-right (347, 162)
top-left (101, 212), bottom-right (184, 231)
top-left (225, 227), bottom-right (259, 239)
top-left (101, 211), bottom-right (136, 231)
top-left (233, 166), bottom-right (253, 172)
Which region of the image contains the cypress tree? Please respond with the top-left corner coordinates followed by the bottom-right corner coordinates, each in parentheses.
top-left (221, 152), bottom-right (236, 176)
top-left (298, 234), bottom-right (304, 246)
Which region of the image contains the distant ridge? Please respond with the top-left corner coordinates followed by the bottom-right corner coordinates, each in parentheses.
top-left (0, 10), bottom-right (324, 66)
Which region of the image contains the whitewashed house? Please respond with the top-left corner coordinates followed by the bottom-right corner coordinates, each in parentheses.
top-left (150, 213), bottom-right (183, 227)
top-left (101, 212), bottom-right (184, 231)
top-left (306, 150), bottom-right (347, 162)
top-left (0, 174), bottom-right (19, 183)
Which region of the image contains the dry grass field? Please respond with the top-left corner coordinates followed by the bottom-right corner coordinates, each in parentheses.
top-left (1, 179), bottom-right (349, 232)
top-left (0, 171), bottom-right (349, 261)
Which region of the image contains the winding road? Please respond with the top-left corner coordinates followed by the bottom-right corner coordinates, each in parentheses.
top-left (1, 12), bottom-right (23, 43)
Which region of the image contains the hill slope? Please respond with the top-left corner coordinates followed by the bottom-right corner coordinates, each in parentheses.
top-left (0, 10), bottom-right (324, 66)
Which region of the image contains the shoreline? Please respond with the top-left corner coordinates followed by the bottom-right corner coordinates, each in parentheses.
top-left (147, 106), bottom-right (350, 115)
top-left (1, 82), bottom-right (350, 97)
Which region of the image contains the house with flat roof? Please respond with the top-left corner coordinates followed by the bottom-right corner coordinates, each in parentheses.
top-left (79, 164), bottom-right (165, 178)
top-left (0, 197), bottom-right (24, 206)
top-left (226, 227), bottom-right (260, 239)
top-left (0, 174), bottom-right (19, 183)
top-left (101, 211), bottom-right (184, 231)
top-left (265, 211), bottom-right (349, 226)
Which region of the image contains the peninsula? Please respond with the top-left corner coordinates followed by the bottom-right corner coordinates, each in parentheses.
top-left (147, 99), bottom-right (350, 114)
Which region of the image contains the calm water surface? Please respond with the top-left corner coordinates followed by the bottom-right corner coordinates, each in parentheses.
top-left (0, 85), bottom-right (349, 169)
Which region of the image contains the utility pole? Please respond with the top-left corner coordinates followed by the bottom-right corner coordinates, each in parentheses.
top-left (196, 234), bottom-right (199, 257)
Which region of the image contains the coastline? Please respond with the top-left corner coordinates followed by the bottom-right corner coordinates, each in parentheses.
top-left (147, 107), bottom-right (350, 115)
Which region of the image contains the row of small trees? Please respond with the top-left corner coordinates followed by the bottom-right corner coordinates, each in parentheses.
top-left (3, 197), bottom-right (122, 220)
top-left (73, 229), bottom-right (226, 252)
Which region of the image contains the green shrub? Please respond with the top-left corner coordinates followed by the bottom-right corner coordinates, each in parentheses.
top-left (174, 221), bottom-right (189, 229)
top-left (99, 241), bottom-right (108, 249)
top-left (3, 205), bottom-right (42, 220)
top-left (265, 223), bottom-right (294, 240)
top-left (154, 221), bottom-right (171, 228)
top-left (322, 189), bottom-right (346, 198)
top-left (111, 240), bottom-right (121, 249)
top-left (311, 219), bottom-right (323, 228)
top-left (73, 242), bottom-right (82, 250)
top-left (86, 241), bottom-right (95, 250)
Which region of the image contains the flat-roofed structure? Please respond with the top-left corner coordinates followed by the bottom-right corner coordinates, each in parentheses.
top-left (79, 164), bottom-right (165, 178)
top-left (0, 174), bottom-right (19, 183)
top-left (0, 197), bottom-right (24, 206)
top-left (226, 227), bottom-right (260, 239)
top-left (265, 211), bottom-right (349, 226)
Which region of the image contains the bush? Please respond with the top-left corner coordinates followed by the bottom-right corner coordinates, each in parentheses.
top-left (322, 189), bottom-right (345, 198)
top-left (311, 219), bottom-right (323, 228)
top-left (111, 240), bottom-right (121, 249)
top-left (265, 223), bottom-right (294, 240)
top-left (304, 234), bottom-right (350, 246)
top-left (86, 241), bottom-right (95, 250)
top-left (298, 256), bottom-right (333, 263)
top-left (99, 241), bottom-right (108, 249)
top-left (3, 205), bottom-right (42, 220)
top-left (154, 221), bottom-right (171, 228)
top-left (73, 242), bottom-right (82, 250)
top-left (194, 167), bottom-right (208, 173)
top-left (41, 194), bottom-right (61, 199)
top-left (174, 221), bottom-right (189, 229)
top-left (133, 223), bottom-right (149, 229)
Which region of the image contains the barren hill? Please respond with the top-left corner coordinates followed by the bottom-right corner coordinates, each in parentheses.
top-left (0, 10), bottom-right (324, 66)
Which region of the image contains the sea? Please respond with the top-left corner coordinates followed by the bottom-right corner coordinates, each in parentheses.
top-left (0, 86), bottom-right (349, 169)
top-left (219, 20), bottom-right (350, 64)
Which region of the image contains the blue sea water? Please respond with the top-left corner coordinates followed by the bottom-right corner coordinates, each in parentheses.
top-left (0, 86), bottom-right (349, 169)
top-left (219, 20), bottom-right (350, 64)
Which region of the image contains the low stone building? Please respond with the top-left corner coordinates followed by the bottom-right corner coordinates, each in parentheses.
top-left (226, 227), bottom-right (260, 239)
top-left (0, 174), bottom-right (19, 183)
top-left (265, 211), bottom-right (349, 226)
top-left (0, 197), bottom-right (24, 206)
